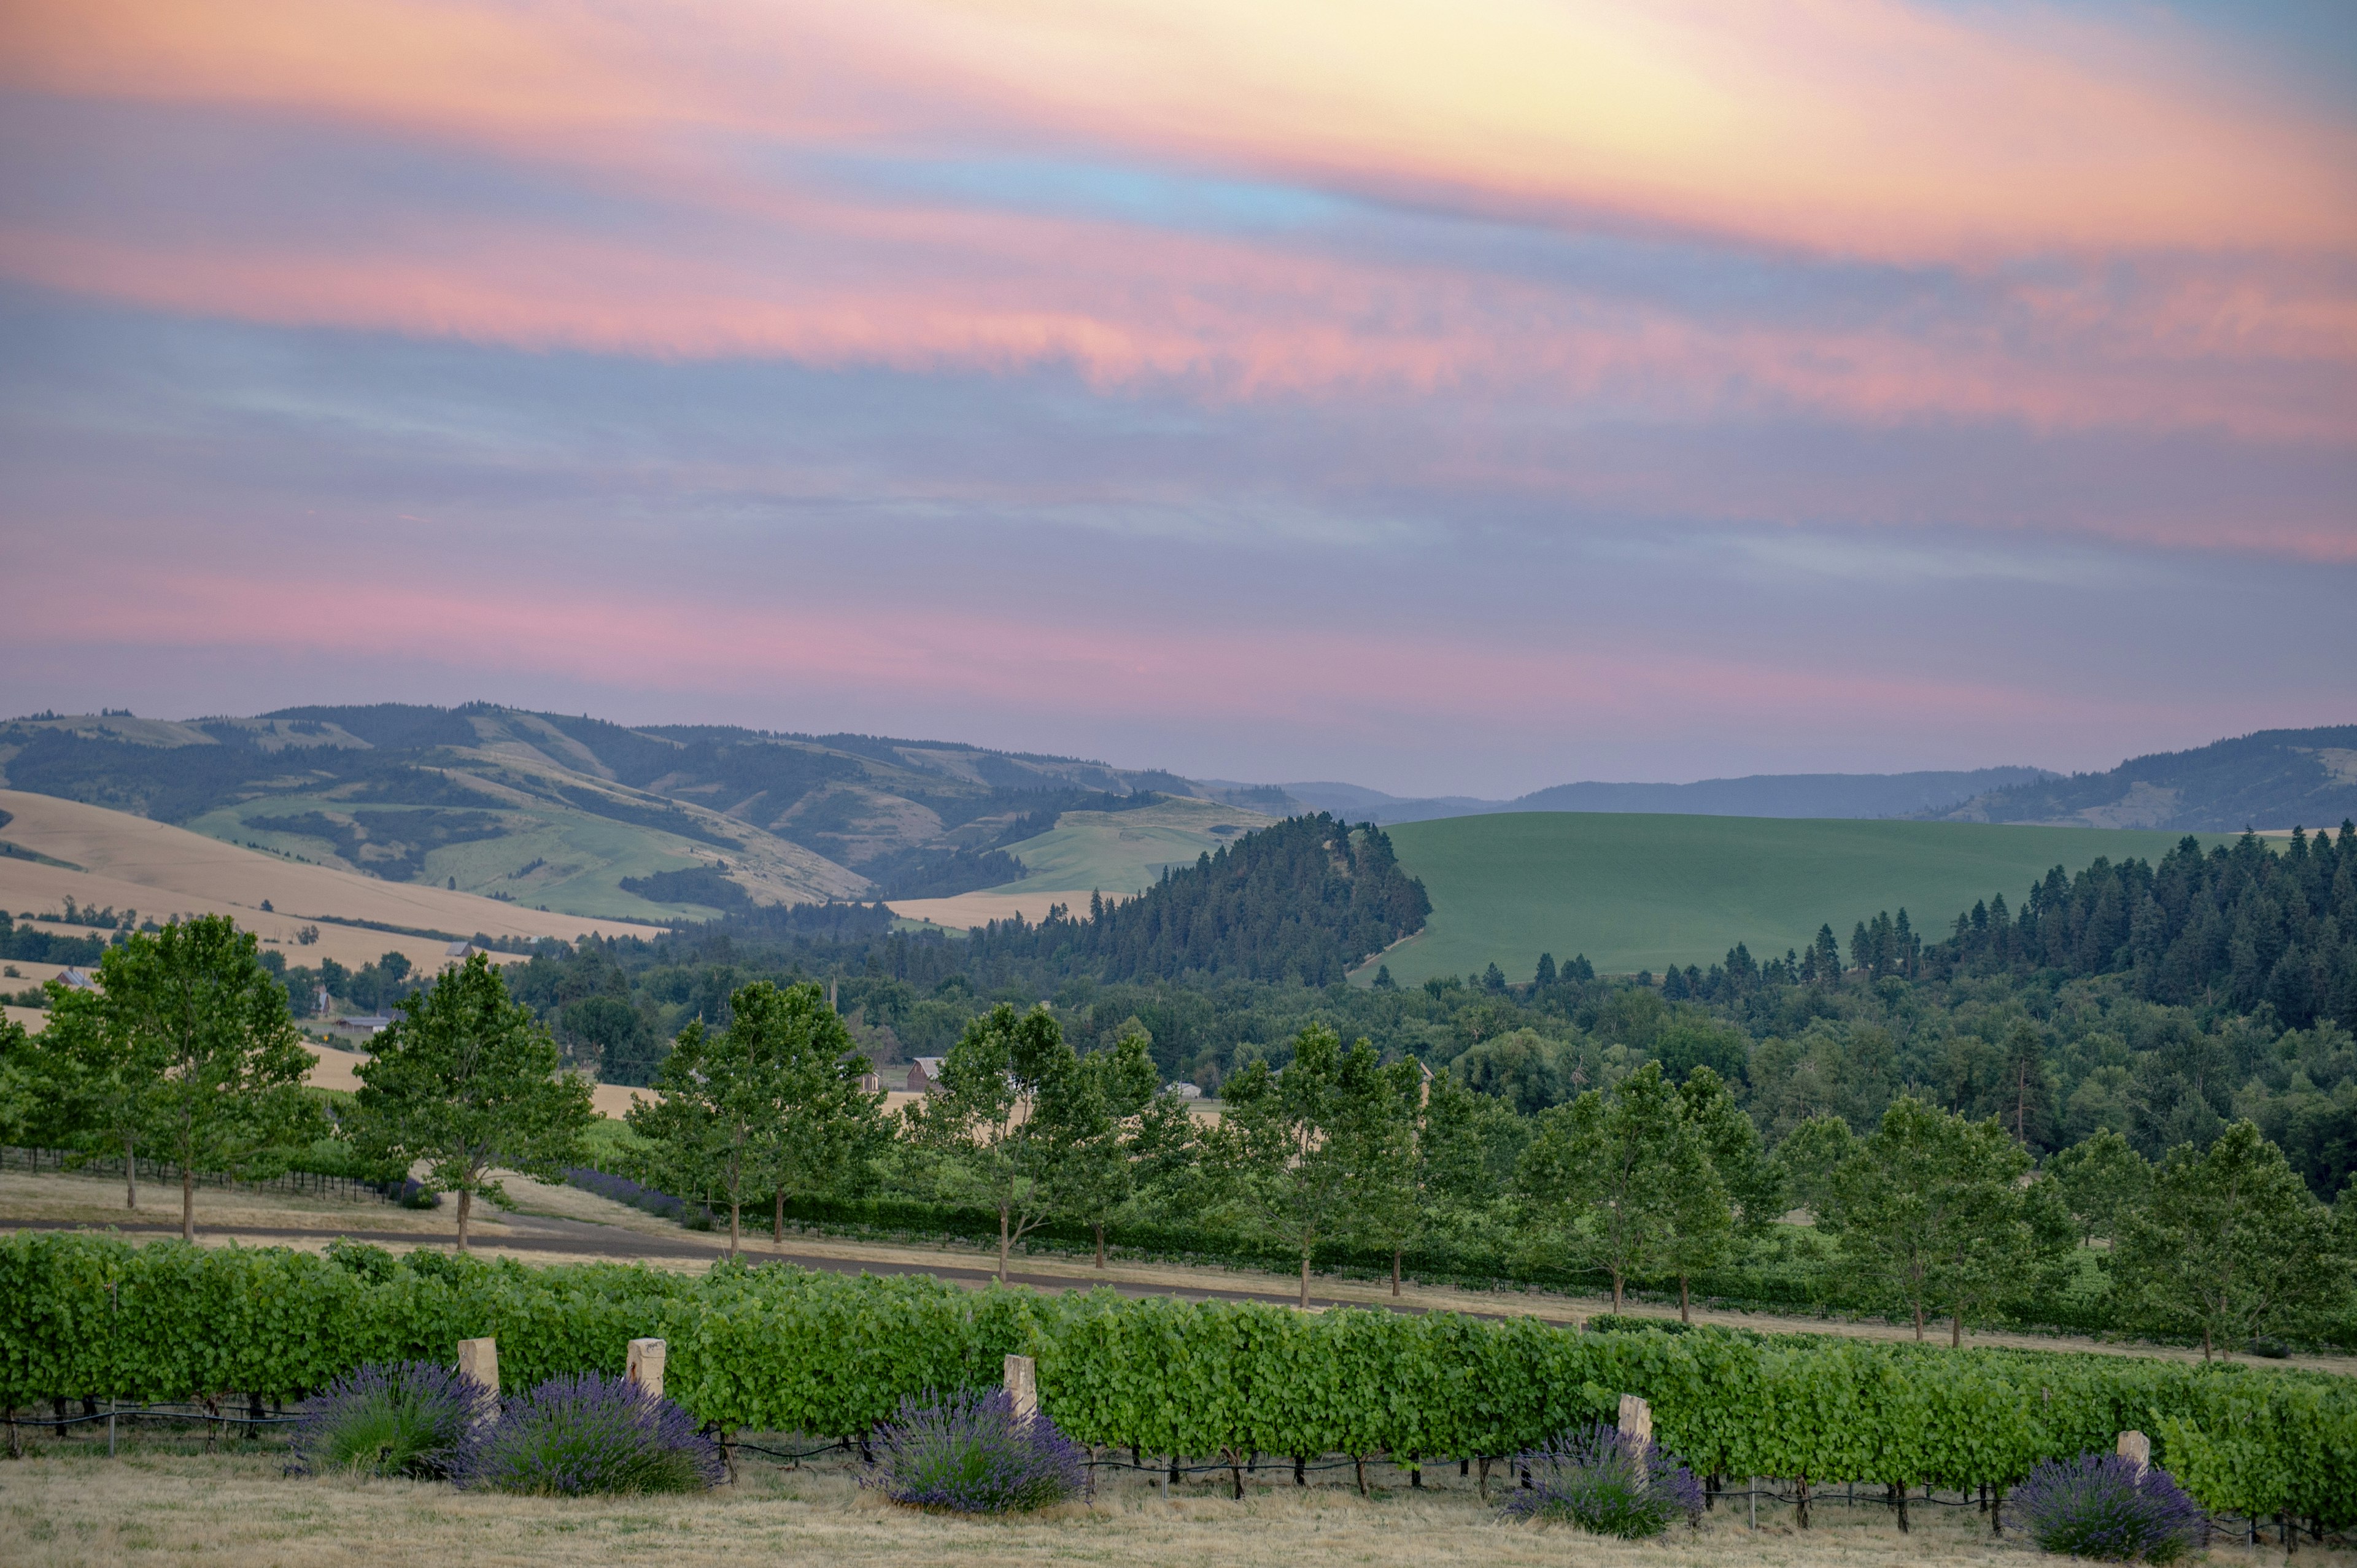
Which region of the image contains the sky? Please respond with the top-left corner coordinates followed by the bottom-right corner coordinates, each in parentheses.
top-left (0, 0), bottom-right (2351, 797)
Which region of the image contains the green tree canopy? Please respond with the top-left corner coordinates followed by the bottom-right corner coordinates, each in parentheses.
top-left (1818, 1097), bottom-right (2062, 1345)
top-left (906, 1002), bottom-right (1085, 1281)
top-left (1517, 1059), bottom-right (1708, 1315)
top-left (39, 915), bottom-right (316, 1240)
top-left (1045, 1018), bottom-right (1163, 1268)
top-left (1212, 1022), bottom-right (1397, 1308)
top-left (349, 952), bottom-right (595, 1250)
top-left (2046, 1128), bottom-right (2151, 1245)
top-left (629, 980), bottom-right (883, 1257)
top-left (2116, 1119), bottom-right (2345, 1360)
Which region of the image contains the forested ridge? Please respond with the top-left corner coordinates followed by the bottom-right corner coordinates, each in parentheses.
top-left (959, 814), bottom-right (1431, 986)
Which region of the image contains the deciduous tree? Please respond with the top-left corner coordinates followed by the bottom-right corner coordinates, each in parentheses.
top-left (350, 953), bottom-right (595, 1250)
top-left (2116, 1120), bottom-right (2344, 1360)
top-left (41, 916), bottom-right (316, 1240)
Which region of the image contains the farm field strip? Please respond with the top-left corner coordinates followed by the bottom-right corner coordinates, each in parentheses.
top-left (1377, 813), bottom-right (2230, 983)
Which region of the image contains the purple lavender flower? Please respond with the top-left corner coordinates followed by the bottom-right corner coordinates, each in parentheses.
top-left (289, 1360), bottom-right (482, 1480)
top-left (459, 1372), bottom-right (723, 1496)
top-left (563, 1167), bottom-right (687, 1219)
top-left (2008, 1452), bottom-right (2205, 1563)
top-left (862, 1388), bottom-right (1086, 1514)
top-left (1500, 1422), bottom-right (1706, 1539)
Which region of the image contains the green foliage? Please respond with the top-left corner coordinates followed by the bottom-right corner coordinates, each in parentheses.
top-left (347, 952), bottom-right (597, 1248)
top-left (1816, 1097), bottom-right (2067, 1345)
top-left (2115, 1120), bottom-right (2345, 1361)
top-left (31, 915), bottom-right (318, 1238)
top-left (1517, 1062), bottom-right (1727, 1316)
top-left (905, 1003), bottom-right (1087, 1279)
top-left (626, 980), bottom-right (883, 1257)
top-left (1212, 1024), bottom-right (1406, 1306)
top-left (968, 815), bottom-right (1430, 986)
top-left (4, 1230), bottom-right (2351, 1525)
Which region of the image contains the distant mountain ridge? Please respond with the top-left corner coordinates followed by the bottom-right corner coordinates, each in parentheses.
top-left (0, 704), bottom-right (1242, 922)
top-left (1284, 767), bottom-right (2054, 825)
top-left (1934, 725), bottom-right (2357, 832)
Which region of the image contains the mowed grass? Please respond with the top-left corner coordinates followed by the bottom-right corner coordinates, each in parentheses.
top-left (0, 1442), bottom-right (2161, 1568)
top-left (1371, 813), bottom-right (2220, 984)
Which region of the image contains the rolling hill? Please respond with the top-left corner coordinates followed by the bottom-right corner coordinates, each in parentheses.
top-left (1366, 813), bottom-right (2229, 984)
top-left (885, 794), bottom-right (1280, 928)
top-left (0, 788), bottom-right (666, 976)
top-left (1935, 725), bottom-right (2357, 831)
top-left (0, 706), bottom-right (1242, 924)
top-left (1284, 766), bottom-right (2053, 825)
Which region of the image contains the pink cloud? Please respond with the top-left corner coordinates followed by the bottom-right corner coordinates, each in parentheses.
top-left (0, 555), bottom-right (2180, 742)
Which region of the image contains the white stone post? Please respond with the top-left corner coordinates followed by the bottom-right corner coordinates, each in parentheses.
top-left (1004, 1353), bottom-right (1038, 1421)
top-left (1617, 1394), bottom-right (1652, 1451)
top-left (2116, 1430), bottom-right (2150, 1478)
top-left (457, 1337), bottom-right (500, 1424)
top-left (627, 1338), bottom-right (667, 1402)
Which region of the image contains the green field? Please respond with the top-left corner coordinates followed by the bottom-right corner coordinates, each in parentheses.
top-left (990, 795), bottom-right (1280, 896)
top-left (1368, 813), bottom-right (2221, 984)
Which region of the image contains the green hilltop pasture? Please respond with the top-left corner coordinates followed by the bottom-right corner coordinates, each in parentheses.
top-left (989, 795), bottom-right (1280, 898)
top-left (1366, 813), bottom-right (2227, 984)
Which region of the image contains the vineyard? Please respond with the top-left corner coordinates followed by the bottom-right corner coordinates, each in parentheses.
top-left (4, 1232), bottom-right (2349, 1532)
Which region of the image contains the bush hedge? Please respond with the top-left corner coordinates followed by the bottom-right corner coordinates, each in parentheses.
top-left (1, 1232), bottom-right (2347, 1527)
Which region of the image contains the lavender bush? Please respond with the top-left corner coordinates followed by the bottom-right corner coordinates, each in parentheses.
top-left (289, 1360), bottom-right (481, 1479)
top-left (459, 1373), bottom-right (723, 1496)
top-left (1500, 1423), bottom-right (1706, 1539)
top-left (2008, 1453), bottom-right (2205, 1563)
top-left (863, 1388), bottom-right (1086, 1514)
top-left (562, 1167), bottom-right (687, 1221)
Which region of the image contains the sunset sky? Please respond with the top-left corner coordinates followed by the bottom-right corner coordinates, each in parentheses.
top-left (2, 0), bottom-right (2351, 795)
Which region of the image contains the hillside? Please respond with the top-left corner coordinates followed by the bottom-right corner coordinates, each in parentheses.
top-left (0, 706), bottom-right (1237, 923)
top-left (886, 794), bottom-right (1280, 929)
top-left (1936, 725), bottom-right (2357, 831)
top-left (0, 788), bottom-right (666, 976)
top-left (1368, 813), bottom-right (2224, 983)
top-left (1287, 767), bottom-right (2053, 825)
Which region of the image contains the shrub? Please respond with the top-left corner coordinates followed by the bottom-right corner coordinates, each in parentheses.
top-left (1501, 1423), bottom-right (1705, 1539)
top-left (562, 1166), bottom-right (687, 1221)
top-left (459, 1373), bottom-right (722, 1496)
top-left (2008, 1453), bottom-right (2205, 1563)
top-left (864, 1388), bottom-right (1086, 1514)
top-left (289, 1360), bottom-right (481, 1480)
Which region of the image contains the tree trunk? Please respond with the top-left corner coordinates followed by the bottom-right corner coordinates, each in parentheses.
top-left (1392, 1247), bottom-right (1401, 1297)
top-left (1299, 1250), bottom-right (1310, 1310)
top-left (456, 1187), bottom-right (473, 1251)
top-left (1913, 1302), bottom-right (1925, 1340)
top-left (2201, 1326), bottom-right (2212, 1364)
top-left (774, 1188), bottom-right (784, 1245)
top-left (181, 1164), bottom-right (195, 1243)
top-left (124, 1136), bottom-right (137, 1210)
top-left (1096, 1221), bottom-right (1106, 1269)
top-left (1679, 1274), bottom-right (1690, 1324)
top-left (729, 1200), bottom-right (740, 1260)
top-left (999, 1204), bottom-right (1010, 1283)
top-left (1611, 1269), bottom-right (1624, 1315)
top-left (1951, 1308), bottom-right (1963, 1348)
top-left (1895, 1483), bottom-right (1910, 1533)
top-left (1795, 1473), bottom-right (1810, 1529)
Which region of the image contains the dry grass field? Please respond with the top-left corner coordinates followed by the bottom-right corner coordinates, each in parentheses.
top-left (12, 1439), bottom-right (2291, 1568)
top-left (0, 789), bottom-right (668, 975)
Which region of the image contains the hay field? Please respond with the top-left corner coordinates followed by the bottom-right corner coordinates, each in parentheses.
top-left (0, 789), bottom-right (667, 973)
top-left (889, 795), bottom-right (1275, 930)
top-left (1372, 813), bottom-right (2222, 984)
top-left (4, 1442), bottom-right (2259, 1568)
